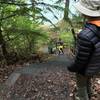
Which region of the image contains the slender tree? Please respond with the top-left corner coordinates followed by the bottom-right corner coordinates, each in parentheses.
top-left (0, 4), bottom-right (9, 61)
top-left (63, 0), bottom-right (76, 47)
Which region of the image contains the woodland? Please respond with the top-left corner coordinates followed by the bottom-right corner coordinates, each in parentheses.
top-left (0, 0), bottom-right (100, 100)
top-left (0, 0), bottom-right (80, 65)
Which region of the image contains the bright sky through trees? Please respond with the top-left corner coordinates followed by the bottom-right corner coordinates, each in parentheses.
top-left (42, 0), bottom-right (76, 25)
top-left (41, 0), bottom-right (64, 25)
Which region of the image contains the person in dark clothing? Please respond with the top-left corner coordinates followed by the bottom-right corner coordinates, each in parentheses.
top-left (48, 39), bottom-right (54, 54)
top-left (67, 0), bottom-right (100, 100)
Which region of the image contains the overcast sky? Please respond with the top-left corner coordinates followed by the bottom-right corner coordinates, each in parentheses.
top-left (41, 0), bottom-right (76, 25)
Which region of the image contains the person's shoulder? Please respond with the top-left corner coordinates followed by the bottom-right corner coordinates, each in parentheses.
top-left (79, 27), bottom-right (90, 36)
top-left (78, 27), bottom-right (95, 40)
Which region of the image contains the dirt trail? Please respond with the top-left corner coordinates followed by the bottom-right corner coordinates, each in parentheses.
top-left (0, 55), bottom-right (74, 100)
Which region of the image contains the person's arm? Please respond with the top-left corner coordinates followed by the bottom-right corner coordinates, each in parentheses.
top-left (68, 34), bottom-right (94, 74)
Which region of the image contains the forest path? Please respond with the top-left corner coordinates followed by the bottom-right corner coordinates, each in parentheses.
top-left (0, 54), bottom-right (74, 100)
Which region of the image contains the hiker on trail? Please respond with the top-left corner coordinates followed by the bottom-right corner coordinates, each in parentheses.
top-left (68, 0), bottom-right (100, 100)
top-left (48, 39), bottom-right (55, 54)
top-left (56, 38), bottom-right (64, 55)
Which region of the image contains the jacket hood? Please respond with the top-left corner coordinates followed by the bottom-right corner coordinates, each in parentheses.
top-left (85, 23), bottom-right (100, 38)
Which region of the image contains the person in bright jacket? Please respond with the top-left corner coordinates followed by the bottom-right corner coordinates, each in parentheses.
top-left (68, 0), bottom-right (100, 100)
top-left (56, 38), bottom-right (64, 55)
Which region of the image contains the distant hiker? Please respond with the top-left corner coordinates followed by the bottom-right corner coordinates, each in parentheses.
top-left (48, 39), bottom-right (54, 54)
top-left (56, 38), bottom-right (64, 55)
top-left (68, 0), bottom-right (100, 100)
top-left (48, 44), bottom-right (53, 54)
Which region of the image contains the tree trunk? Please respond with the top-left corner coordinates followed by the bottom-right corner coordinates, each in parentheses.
top-left (0, 5), bottom-right (8, 62)
top-left (0, 28), bottom-right (8, 61)
top-left (63, 0), bottom-right (69, 20)
top-left (63, 0), bottom-right (76, 42)
top-left (63, 0), bottom-right (76, 53)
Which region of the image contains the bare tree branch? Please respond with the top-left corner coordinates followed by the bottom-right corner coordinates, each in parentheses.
top-left (0, 14), bottom-right (17, 20)
top-left (0, 1), bottom-right (32, 6)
